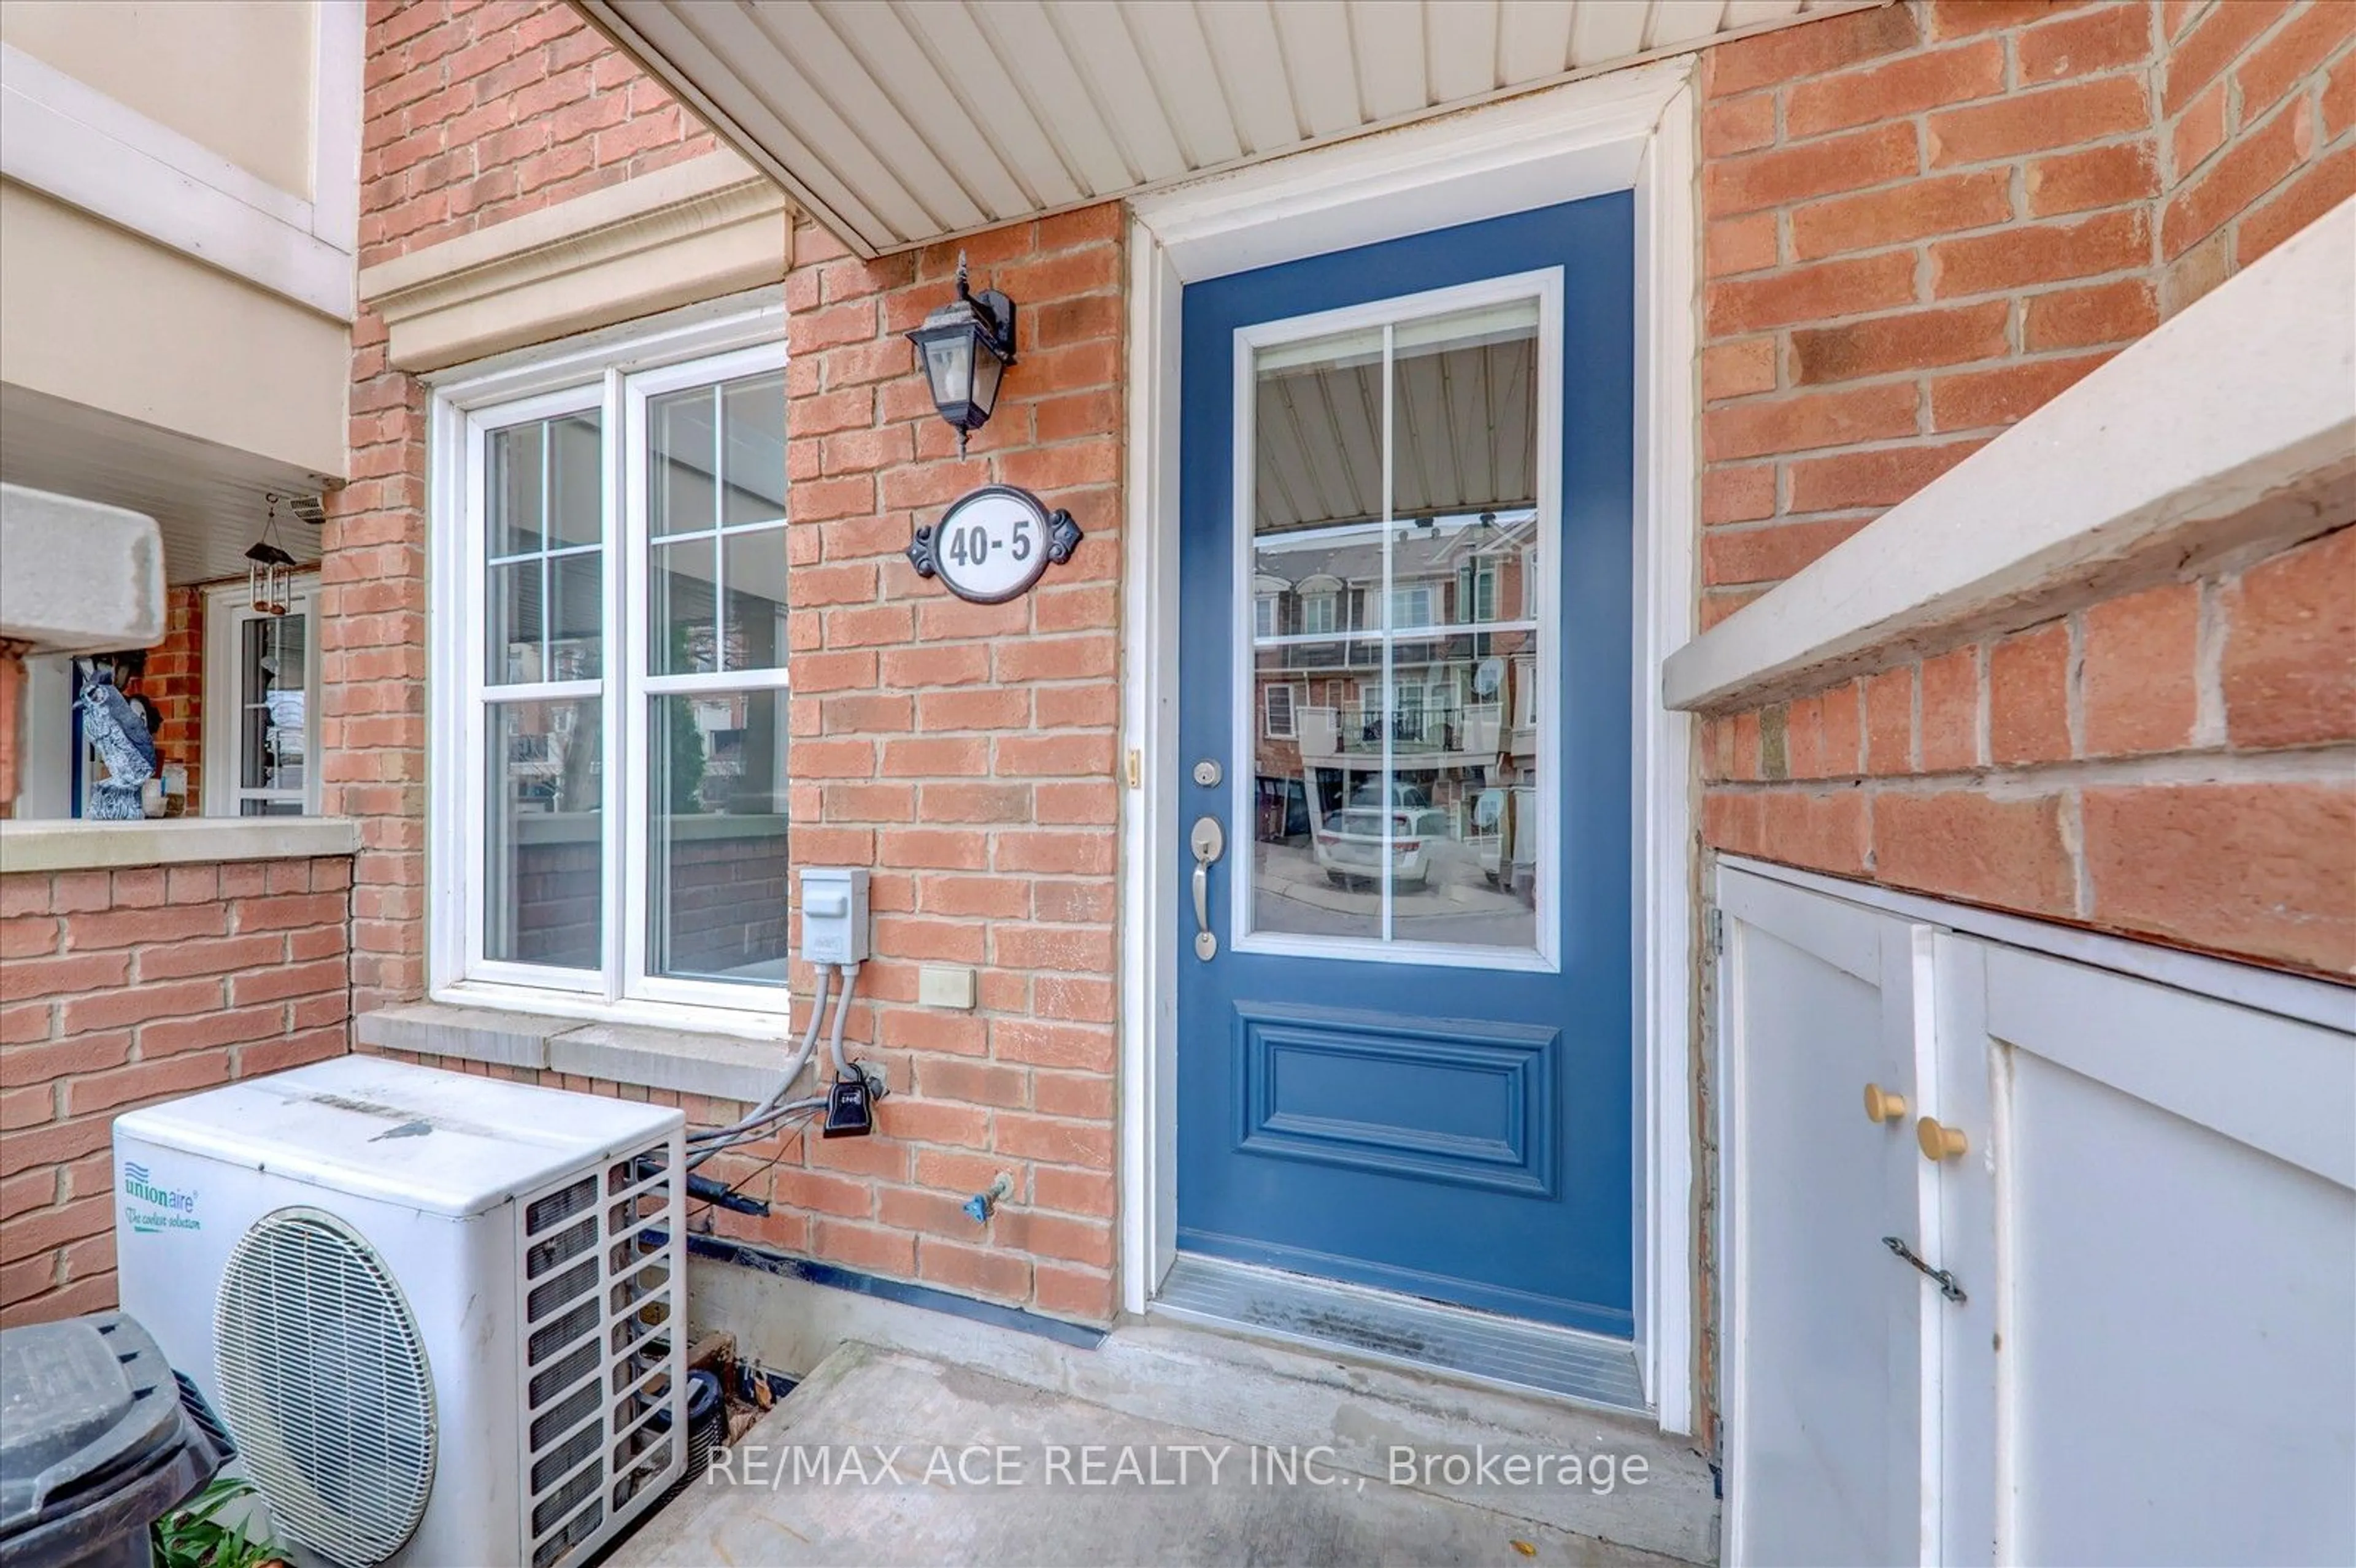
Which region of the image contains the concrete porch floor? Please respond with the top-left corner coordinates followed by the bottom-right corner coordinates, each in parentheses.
top-left (612, 1266), bottom-right (1717, 1567)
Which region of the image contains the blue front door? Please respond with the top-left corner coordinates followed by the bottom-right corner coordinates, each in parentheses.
top-left (1174, 197), bottom-right (1634, 1337)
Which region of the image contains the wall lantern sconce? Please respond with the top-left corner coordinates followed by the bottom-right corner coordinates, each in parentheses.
top-left (906, 252), bottom-right (1016, 456)
top-left (245, 495), bottom-right (298, 616)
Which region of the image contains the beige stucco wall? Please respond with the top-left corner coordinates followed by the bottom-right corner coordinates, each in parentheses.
top-left (0, 0), bottom-right (318, 198)
top-left (0, 182), bottom-right (347, 478)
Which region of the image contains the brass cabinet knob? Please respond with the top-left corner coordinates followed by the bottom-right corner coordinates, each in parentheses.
top-left (1917, 1116), bottom-right (1968, 1162)
top-left (1863, 1083), bottom-right (1908, 1124)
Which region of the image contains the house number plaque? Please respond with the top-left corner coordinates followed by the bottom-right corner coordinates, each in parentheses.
top-left (906, 484), bottom-right (1082, 605)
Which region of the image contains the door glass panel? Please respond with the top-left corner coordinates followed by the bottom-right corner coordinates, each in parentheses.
top-left (1249, 322), bottom-right (1389, 943)
top-left (1392, 304), bottom-right (1542, 952)
top-left (1250, 644), bottom-right (1381, 943)
top-left (1242, 294), bottom-right (1546, 958)
top-left (485, 697), bottom-right (602, 970)
top-left (237, 612), bottom-right (308, 809)
top-left (648, 691), bottom-right (789, 985)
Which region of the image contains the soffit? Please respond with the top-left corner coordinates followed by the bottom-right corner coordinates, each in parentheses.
top-left (0, 383), bottom-right (325, 588)
top-left (1257, 337), bottom-right (1537, 532)
top-left (577, 0), bottom-right (1882, 259)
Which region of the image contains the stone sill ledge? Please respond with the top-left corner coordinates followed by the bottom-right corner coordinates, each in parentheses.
top-left (1663, 200), bottom-right (2356, 714)
top-left (358, 1001), bottom-right (789, 1105)
top-left (0, 817), bottom-right (362, 874)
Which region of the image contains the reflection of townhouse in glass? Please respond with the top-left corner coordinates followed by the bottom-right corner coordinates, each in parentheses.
top-left (1242, 294), bottom-right (1553, 956)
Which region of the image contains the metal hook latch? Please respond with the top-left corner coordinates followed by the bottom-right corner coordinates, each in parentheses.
top-left (1882, 1235), bottom-right (1966, 1304)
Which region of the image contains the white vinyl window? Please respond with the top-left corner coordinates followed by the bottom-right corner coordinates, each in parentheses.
top-left (1301, 593), bottom-right (1339, 635)
top-left (1458, 561), bottom-right (1498, 623)
top-left (204, 577), bottom-right (321, 816)
top-left (1388, 583), bottom-right (1436, 631)
top-left (1263, 683), bottom-right (1298, 739)
top-left (433, 308), bottom-right (790, 1018)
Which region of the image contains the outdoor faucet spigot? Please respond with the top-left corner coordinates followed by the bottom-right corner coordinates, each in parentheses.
top-left (963, 1174), bottom-right (1014, 1224)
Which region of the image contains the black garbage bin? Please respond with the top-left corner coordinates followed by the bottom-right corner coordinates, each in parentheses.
top-left (0, 1312), bottom-right (226, 1568)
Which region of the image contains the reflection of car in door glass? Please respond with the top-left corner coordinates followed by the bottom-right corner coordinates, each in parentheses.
top-left (1314, 807), bottom-right (1432, 888)
top-left (1347, 777), bottom-right (1450, 839)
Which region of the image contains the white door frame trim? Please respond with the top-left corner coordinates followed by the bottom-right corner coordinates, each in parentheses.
top-left (1117, 58), bottom-right (1701, 1434)
top-left (201, 575), bottom-right (325, 818)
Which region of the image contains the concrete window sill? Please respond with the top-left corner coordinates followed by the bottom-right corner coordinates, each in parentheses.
top-left (0, 816), bottom-right (362, 874)
top-left (356, 1001), bottom-right (791, 1105)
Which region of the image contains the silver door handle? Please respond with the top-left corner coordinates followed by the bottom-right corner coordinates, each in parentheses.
top-left (1190, 816), bottom-right (1224, 960)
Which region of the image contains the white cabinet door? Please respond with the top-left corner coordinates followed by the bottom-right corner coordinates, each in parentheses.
top-left (1936, 939), bottom-right (2356, 1567)
top-left (1720, 870), bottom-right (1940, 1567)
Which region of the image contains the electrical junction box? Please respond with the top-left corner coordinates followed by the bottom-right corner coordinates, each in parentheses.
top-left (799, 867), bottom-right (870, 965)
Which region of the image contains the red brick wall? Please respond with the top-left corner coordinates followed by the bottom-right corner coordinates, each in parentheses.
top-left (1700, 522), bottom-right (2356, 975)
top-left (334, 0), bottom-right (718, 1013)
top-left (140, 588), bottom-right (204, 817)
top-left (1699, 0), bottom-right (2355, 628)
top-left (1691, 1), bottom-right (2356, 978)
top-left (747, 210), bottom-right (1126, 1323)
top-left (359, 0), bottom-right (718, 267)
top-left (2160, 0), bottom-right (2356, 291)
top-left (0, 857), bottom-right (353, 1325)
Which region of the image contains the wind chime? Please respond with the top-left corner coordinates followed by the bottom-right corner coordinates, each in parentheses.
top-left (246, 494), bottom-right (298, 616)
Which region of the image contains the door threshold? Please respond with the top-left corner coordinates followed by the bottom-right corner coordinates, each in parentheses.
top-left (1150, 1254), bottom-right (1649, 1416)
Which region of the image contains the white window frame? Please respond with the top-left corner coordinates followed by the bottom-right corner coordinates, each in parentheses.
top-left (622, 345), bottom-right (795, 1013)
top-left (1262, 682), bottom-right (1299, 739)
top-left (1461, 558), bottom-right (1499, 623)
top-left (1299, 591), bottom-right (1338, 636)
top-left (202, 575), bottom-right (323, 817)
top-left (1253, 594), bottom-right (1277, 639)
top-left (1388, 582), bottom-right (1437, 632)
top-left (425, 297), bottom-right (793, 1032)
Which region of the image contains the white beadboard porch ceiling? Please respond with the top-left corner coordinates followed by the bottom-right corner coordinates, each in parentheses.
top-left (0, 385), bottom-right (326, 587)
top-left (577, 0), bottom-right (1880, 259)
top-left (1258, 336), bottom-right (1537, 531)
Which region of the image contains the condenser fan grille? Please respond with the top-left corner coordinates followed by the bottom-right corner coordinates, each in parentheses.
top-left (215, 1208), bottom-right (437, 1566)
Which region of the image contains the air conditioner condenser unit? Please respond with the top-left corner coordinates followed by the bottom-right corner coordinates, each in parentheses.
top-left (114, 1056), bottom-right (687, 1568)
